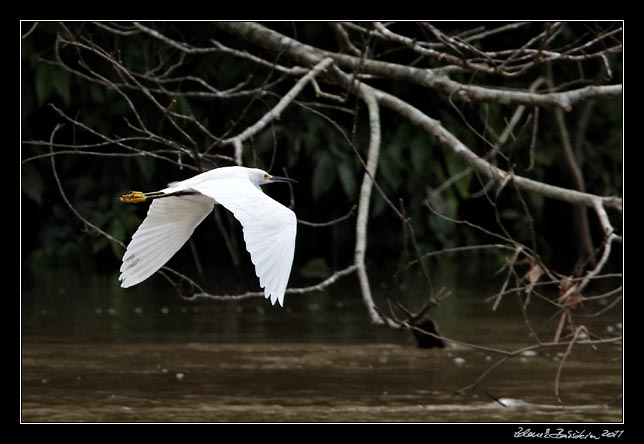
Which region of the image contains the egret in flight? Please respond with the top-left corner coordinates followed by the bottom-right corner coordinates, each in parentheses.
top-left (118, 166), bottom-right (297, 306)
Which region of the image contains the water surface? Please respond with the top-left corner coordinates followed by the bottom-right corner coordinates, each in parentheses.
top-left (22, 269), bottom-right (622, 422)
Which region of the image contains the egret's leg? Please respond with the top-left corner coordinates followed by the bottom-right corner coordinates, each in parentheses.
top-left (120, 190), bottom-right (198, 204)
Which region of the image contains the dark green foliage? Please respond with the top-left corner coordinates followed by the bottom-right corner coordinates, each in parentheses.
top-left (21, 22), bottom-right (622, 282)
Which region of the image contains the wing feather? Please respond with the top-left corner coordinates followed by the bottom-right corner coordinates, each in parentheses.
top-left (191, 179), bottom-right (296, 306)
top-left (119, 194), bottom-right (214, 288)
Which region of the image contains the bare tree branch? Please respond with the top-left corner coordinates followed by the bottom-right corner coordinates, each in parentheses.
top-left (298, 204), bottom-right (357, 227)
top-left (555, 325), bottom-right (589, 404)
top-left (328, 22), bottom-right (362, 56)
top-left (21, 21), bottom-right (39, 40)
top-left (373, 89), bottom-right (622, 212)
top-left (214, 22), bottom-right (622, 110)
top-left (352, 83), bottom-right (386, 325)
top-left (220, 57), bottom-right (335, 165)
top-left (185, 265), bottom-right (358, 301)
top-left (575, 202), bottom-right (620, 294)
top-left (548, 63), bottom-right (595, 266)
top-left (372, 22), bottom-right (500, 76)
top-left (132, 22), bottom-right (309, 76)
top-left (212, 21), bottom-right (622, 214)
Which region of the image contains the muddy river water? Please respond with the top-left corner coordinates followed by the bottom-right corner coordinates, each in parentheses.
top-left (22, 270), bottom-right (622, 423)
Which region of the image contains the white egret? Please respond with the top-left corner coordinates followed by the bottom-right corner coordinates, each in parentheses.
top-left (118, 166), bottom-right (297, 306)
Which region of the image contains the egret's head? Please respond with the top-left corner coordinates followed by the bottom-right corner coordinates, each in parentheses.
top-left (250, 168), bottom-right (298, 186)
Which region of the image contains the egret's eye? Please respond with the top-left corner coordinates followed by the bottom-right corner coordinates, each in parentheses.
top-left (264, 173), bottom-right (270, 180)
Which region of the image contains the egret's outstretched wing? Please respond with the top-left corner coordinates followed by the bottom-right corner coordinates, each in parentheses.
top-left (119, 194), bottom-right (214, 288)
top-left (191, 179), bottom-right (296, 306)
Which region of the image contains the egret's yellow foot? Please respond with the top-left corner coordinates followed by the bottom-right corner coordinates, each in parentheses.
top-left (120, 191), bottom-right (147, 203)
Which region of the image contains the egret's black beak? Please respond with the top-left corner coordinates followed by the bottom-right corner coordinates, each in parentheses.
top-left (269, 175), bottom-right (298, 184)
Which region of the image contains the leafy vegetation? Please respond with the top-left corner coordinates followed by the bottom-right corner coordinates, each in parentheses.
top-left (21, 22), bottom-right (622, 284)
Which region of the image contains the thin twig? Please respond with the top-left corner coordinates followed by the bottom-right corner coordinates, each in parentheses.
top-left (221, 57), bottom-right (335, 149)
top-left (298, 205), bottom-right (357, 227)
top-left (21, 22), bottom-right (39, 40)
top-left (554, 325), bottom-right (589, 405)
top-left (48, 124), bottom-right (124, 248)
top-left (185, 265), bottom-right (358, 301)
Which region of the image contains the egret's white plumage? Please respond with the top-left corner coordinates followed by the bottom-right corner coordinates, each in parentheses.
top-left (119, 166), bottom-right (297, 306)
